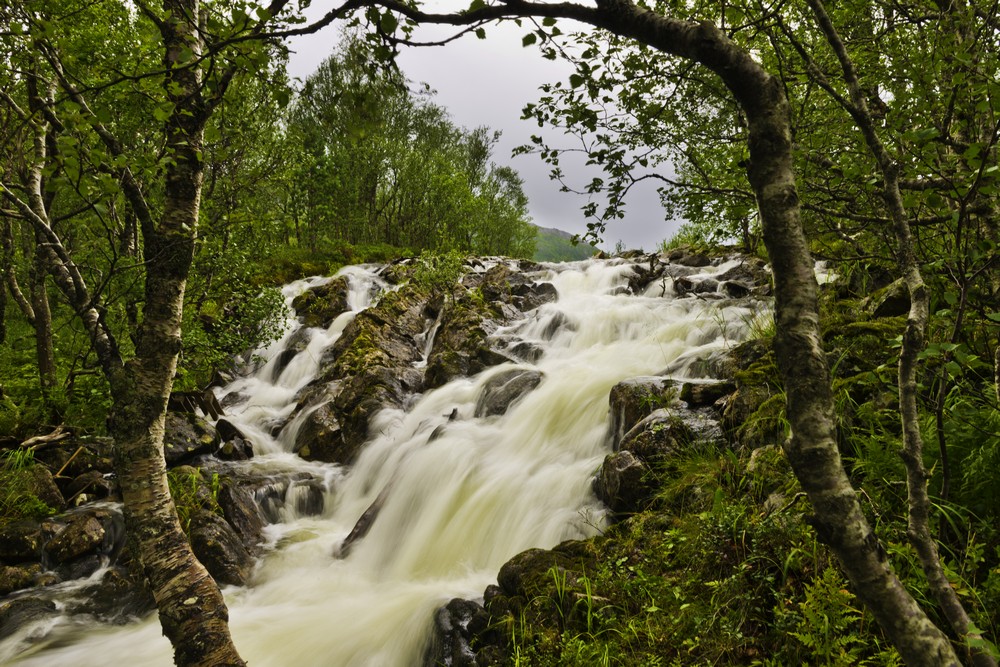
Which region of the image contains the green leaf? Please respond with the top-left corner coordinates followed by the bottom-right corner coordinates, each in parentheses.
top-left (522, 33), bottom-right (537, 47)
top-left (380, 12), bottom-right (398, 33)
top-left (475, 27), bottom-right (486, 39)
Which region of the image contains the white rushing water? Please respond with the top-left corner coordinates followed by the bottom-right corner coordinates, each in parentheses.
top-left (3, 258), bottom-right (764, 667)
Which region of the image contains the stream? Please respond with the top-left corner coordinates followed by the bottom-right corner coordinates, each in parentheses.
top-left (2, 256), bottom-right (763, 666)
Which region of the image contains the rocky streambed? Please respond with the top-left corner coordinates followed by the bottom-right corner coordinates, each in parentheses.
top-left (1, 250), bottom-right (774, 665)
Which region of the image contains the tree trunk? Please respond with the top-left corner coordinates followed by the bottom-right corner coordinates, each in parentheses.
top-left (100, 2), bottom-right (247, 664)
top-left (29, 247), bottom-right (57, 400)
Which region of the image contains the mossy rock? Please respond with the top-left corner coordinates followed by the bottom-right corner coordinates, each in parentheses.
top-left (291, 276), bottom-right (351, 328)
top-left (163, 412), bottom-right (220, 466)
top-left (607, 377), bottom-right (680, 451)
top-left (486, 539), bottom-right (599, 628)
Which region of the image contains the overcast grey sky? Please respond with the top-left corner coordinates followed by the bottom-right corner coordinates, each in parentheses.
top-left (285, 7), bottom-right (683, 251)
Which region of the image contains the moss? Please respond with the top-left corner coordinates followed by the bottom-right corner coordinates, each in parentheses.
top-left (0, 450), bottom-right (58, 525)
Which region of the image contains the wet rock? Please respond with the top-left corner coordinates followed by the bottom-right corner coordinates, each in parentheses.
top-left (680, 380), bottom-right (736, 408)
top-left (423, 598), bottom-right (491, 667)
top-left (716, 258), bottom-right (770, 288)
top-left (496, 541), bottom-right (596, 600)
top-left (0, 596), bottom-right (57, 639)
top-left (0, 563), bottom-right (43, 595)
top-left (626, 257), bottom-right (665, 294)
top-left (666, 248), bottom-right (712, 267)
top-left (44, 513), bottom-right (106, 564)
top-left (220, 391), bottom-right (248, 409)
top-left (65, 471), bottom-right (117, 504)
top-left (0, 521), bottom-right (44, 564)
top-left (291, 402), bottom-right (346, 463)
top-left (56, 554), bottom-right (106, 581)
top-left (32, 439), bottom-right (114, 481)
top-left (674, 275), bottom-right (719, 296)
top-left (77, 565), bottom-right (155, 622)
top-left (512, 280), bottom-right (558, 312)
top-left (215, 419), bottom-right (253, 461)
top-left (607, 377), bottom-right (679, 450)
top-left (163, 412), bottom-right (220, 466)
top-left (425, 265), bottom-right (527, 389)
top-left (593, 450), bottom-right (652, 514)
top-left (338, 488), bottom-right (390, 557)
top-left (189, 509), bottom-right (255, 587)
top-left (217, 436), bottom-right (253, 461)
top-left (217, 479), bottom-right (266, 552)
top-left (311, 282), bottom-right (429, 452)
top-left (660, 347), bottom-right (732, 379)
top-left (291, 276), bottom-right (351, 328)
top-left (474, 369), bottom-right (544, 418)
top-left (289, 479), bottom-right (326, 517)
top-left (618, 409), bottom-right (692, 461)
top-left (720, 281), bottom-right (752, 298)
top-left (506, 341), bottom-right (543, 363)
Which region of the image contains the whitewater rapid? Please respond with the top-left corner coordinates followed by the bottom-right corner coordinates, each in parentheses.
top-left (2, 257), bottom-right (763, 666)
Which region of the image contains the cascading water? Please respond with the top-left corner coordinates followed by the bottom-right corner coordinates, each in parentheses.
top-left (1, 257), bottom-right (766, 666)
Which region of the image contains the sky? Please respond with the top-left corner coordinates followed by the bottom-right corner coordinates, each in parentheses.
top-left (284, 6), bottom-right (684, 252)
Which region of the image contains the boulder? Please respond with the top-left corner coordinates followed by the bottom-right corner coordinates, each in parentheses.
top-left (593, 450), bottom-right (652, 513)
top-left (216, 436), bottom-right (253, 461)
top-left (618, 409), bottom-right (692, 461)
top-left (868, 278), bottom-right (910, 318)
top-left (607, 377), bottom-right (679, 450)
top-left (31, 439), bottom-right (114, 481)
top-left (216, 419), bottom-right (253, 461)
top-left (680, 380), bottom-right (736, 408)
top-left (0, 596), bottom-right (57, 640)
top-left (24, 465), bottom-right (66, 512)
top-left (0, 520), bottom-right (45, 564)
top-left (189, 509), bottom-right (255, 587)
top-left (666, 248), bottom-right (712, 267)
top-left (291, 402), bottom-right (346, 463)
top-left (44, 513), bottom-right (106, 564)
top-left (0, 563), bottom-right (43, 596)
top-left (163, 412), bottom-right (220, 466)
top-left (216, 479), bottom-right (267, 552)
top-left (474, 369), bottom-right (544, 418)
top-left (77, 565), bottom-right (156, 622)
top-left (425, 265), bottom-right (528, 389)
top-left (674, 276), bottom-right (719, 296)
top-left (65, 471), bottom-right (116, 504)
top-left (291, 276), bottom-right (351, 328)
top-left (422, 598), bottom-right (491, 667)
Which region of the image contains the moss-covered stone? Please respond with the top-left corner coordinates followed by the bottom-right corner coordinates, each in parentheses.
top-left (291, 276), bottom-right (351, 328)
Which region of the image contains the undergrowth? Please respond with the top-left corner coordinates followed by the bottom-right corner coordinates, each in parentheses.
top-left (0, 449), bottom-right (57, 523)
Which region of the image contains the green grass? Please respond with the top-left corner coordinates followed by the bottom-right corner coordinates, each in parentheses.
top-left (0, 449), bottom-right (58, 524)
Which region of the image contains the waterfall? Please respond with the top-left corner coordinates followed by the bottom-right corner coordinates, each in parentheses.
top-left (1, 257), bottom-right (764, 666)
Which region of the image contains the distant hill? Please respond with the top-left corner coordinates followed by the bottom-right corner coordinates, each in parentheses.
top-left (532, 225), bottom-right (599, 262)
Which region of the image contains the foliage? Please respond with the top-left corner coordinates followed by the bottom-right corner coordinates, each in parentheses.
top-left (0, 449), bottom-right (57, 523)
top-left (285, 32), bottom-right (536, 259)
top-left (167, 467), bottom-right (223, 534)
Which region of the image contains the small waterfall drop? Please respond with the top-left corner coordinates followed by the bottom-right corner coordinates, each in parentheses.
top-left (1, 257), bottom-right (765, 667)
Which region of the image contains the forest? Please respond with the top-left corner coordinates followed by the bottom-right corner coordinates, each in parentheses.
top-left (1, 0), bottom-right (999, 666)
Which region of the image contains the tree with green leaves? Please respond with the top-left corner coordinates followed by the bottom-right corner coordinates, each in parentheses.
top-left (326, 0), bottom-right (999, 662)
top-left (286, 32), bottom-right (536, 257)
top-left (0, 1), bottom-right (351, 663)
